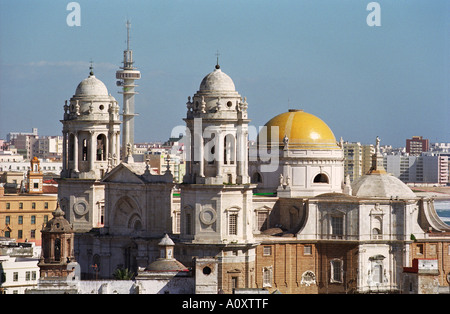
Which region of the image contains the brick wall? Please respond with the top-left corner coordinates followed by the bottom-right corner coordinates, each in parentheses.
top-left (410, 241), bottom-right (450, 288)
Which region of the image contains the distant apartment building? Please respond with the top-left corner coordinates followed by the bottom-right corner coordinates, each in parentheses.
top-left (406, 136), bottom-right (429, 156)
top-left (6, 128), bottom-right (38, 143)
top-left (343, 142), bottom-right (374, 182)
top-left (430, 142), bottom-right (450, 153)
top-left (11, 134), bottom-right (39, 160)
top-left (0, 159), bottom-right (62, 176)
top-left (146, 150), bottom-right (185, 183)
top-left (0, 150), bottom-right (24, 163)
top-left (422, 153), bottom-right (449, 184)
top-left (33, 136), bottom-right (63, 160)
top-left (384, 153), bottom-right (448, 185)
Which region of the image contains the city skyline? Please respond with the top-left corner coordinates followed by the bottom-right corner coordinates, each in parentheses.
top-left (0, 0), bottom-right (449, 148)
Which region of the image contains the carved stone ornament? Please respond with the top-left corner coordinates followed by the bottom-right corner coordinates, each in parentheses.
top-left (73, 200), bottom-right (89, 216)
top-left (199, 207), bottom-right (217, 225)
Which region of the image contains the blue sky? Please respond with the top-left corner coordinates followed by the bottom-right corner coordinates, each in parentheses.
top-left (0, 0), bottom-right (448, 147)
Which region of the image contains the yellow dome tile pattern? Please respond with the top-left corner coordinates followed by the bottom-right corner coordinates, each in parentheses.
top-left (262, 109), bottom-right (339, 150)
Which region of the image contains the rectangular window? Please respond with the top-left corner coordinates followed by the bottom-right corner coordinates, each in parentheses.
top-left (18, 216), bottom-right (23, 225)
top-left (372, 264), bottom-right (382, 283)
top-left (263, 268), bottom-right (272, 287)
top-left (417, 244), bottom-right (424, 255)
top-left (231, 276), bottom-right (239, 290)
top-left (32, 271), bottom-right (37, 281)
top-left (44, 202), bottom-right (49, 209)
top-left (18, 230), bottom-right (23, 239)
top-left (304, 245), bottom-right (312, 255)
top-left (175, 212), bottom-right (181, 234)
top-left (229, 214), bottom-right (238, 235)
top-left (100, 205), bottom-right (105, 225)
top-left (32, 202), bottom-right (36, 209)
top-left (331, 216), bottom-right (343, 238)
top-left (13, 272), bottom-right (18, 282)
top-left (44, 215), bottom-right (49, 224)
top-left (31, 215), bottom-right (36, 224)
top-left (33, 182), bottom-right (39, 189)
top-left (263, 246), bottom-right (272, 256)
top-left (26, 271), bottom-right (31, 281)
top-left (185, 213), bottom-right (192, 235)
top-left (257, 212), bottom-right (268, 231)
top-left (6, 203), bottom-right (10, 209)
top-left (5, 216), bottom-right (10, 225)
top-left (19, 202), bottom-right (23, 209)
top-left (31, 230), bottom-right (36, 239)
top-left (429, 244), bottom-right (437, 256)
top-left (331, 260), bottom-right (342, 283)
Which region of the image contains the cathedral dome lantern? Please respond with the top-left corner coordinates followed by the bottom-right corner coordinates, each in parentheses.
top-left (144, 234), bottom-right (188, 272)
top-left (75, 74), bottom-right (109, 97)
top-left (199, 67), bottom-right (236, 92)
top-left (186, 64), bottom-right (245, 120)
top-left (183, 63), bottom-right (250, 185)
top-left (60, 65), bottom-right (121, 181)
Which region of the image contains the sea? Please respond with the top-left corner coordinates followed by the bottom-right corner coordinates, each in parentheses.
top-left (435, 199), bottom-right (450, 226)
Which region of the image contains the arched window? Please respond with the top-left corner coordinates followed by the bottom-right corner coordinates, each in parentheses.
top-left (313, 173), bottom-right (329, 183)
top-left (69, 134), bottom-right (75, 161)
top-left (96, 134), bottom-right (107, 161)
top-left (54, 238), bottom-right (61, 262)
top-left (262, 267), bottom-right (272, 287)
top-left (224, 134), bottom-right (235, 165)
top-left (82, 139), bottom-right (88, 161)
top-left (251, 172), bottom-right (262, 183)
top-left (301, 271), bottom-right (316, 286)
top-left (371, 216), bottom-right (382, 239)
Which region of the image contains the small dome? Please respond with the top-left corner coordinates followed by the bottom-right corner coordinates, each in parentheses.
top-left (262, 109), bottom-right (339, 150)
top-left (352, 173), bottom-right (416, 199)
top-left (199, 68), bottom-right (236, 92)
top-left (145, 259), bottom-right (189, 272)
top-left (42, 204), bottom-right (73, 233)
top-left (158, 233), bottom-right (175, 246)
top-left (75, 74), bottom-right (109, 96)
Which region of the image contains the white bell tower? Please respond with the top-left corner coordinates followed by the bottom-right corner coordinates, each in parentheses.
top-left (180, 62), bottom-right (254, 245)
top-left (59, 65), bottom-right (121, 231)
top-left (183, 62), bottom-right (250, 186)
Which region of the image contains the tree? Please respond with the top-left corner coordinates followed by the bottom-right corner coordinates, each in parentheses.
top-left (113, 267), bottom-right (134, 280)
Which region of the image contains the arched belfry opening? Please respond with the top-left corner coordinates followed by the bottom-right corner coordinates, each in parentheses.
top-left (313, 173), bottom-right (329, 183)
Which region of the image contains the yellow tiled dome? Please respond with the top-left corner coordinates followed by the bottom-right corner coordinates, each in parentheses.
top-left (262, 109), bottom-right (339, 150)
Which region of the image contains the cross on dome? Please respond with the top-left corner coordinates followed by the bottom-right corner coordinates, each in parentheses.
top-left (215, 50), bottom-right (220, 69)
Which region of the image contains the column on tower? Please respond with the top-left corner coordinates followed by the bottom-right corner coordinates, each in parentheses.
top-left (73, 132), bottom-right (79, 173)
top-left (62, 131), bottom-right (68, 174)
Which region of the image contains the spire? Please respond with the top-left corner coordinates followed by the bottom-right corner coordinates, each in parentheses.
top-left (215, 50), bottom-right (220, 69)
top-left (89, 59), bottom-right (94, 76)
top-left (53, 202), bottom-right (65, 218)
top-left (126, 20), bottom-right (131, 51)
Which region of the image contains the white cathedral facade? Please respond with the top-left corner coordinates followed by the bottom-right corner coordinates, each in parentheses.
top-left (56, 61), bottom-right (450, 294)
